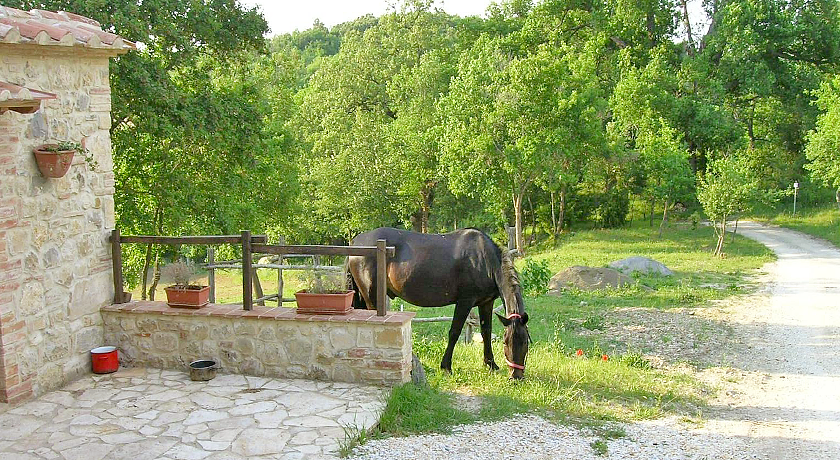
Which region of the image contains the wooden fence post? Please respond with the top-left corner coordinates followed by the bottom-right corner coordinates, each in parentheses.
top-left (207, 247), bottom-right (215, 304)
top-left (242, 230), bottom-right (252, 311)
top-left (277, 235), bottom-right (285, 306)
top-left (111, 228), bottom-right (125, 304)
top-left (376, 239), bottom-right (388, 316)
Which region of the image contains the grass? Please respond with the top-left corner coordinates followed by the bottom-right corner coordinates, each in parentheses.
top-left (759, 205), bottom-right (840, 248)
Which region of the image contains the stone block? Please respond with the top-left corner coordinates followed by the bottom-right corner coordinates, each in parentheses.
top-left (19, 281), bottom-right (45, 315)
top-left (73, 326), bottom-right (102, 354)
top-left (234, 338), bottom-right (255, 355)
top-left (375, 328), bottom-right (404, 348)
top-left (151, 332), bottom-right (178, 353)
top-left (329, 327), bottom-right (355, 351)
top-left (286, 337), bottom-right (313, 365)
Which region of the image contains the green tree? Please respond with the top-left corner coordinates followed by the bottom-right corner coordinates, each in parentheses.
top-left (697, 154), bottom-right (761, 256)
top-left (805, 75), bottom-right (840, 213)
top-left (294, 3), bottom-right (459, 238)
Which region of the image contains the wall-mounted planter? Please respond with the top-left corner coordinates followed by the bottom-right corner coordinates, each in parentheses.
top-left (164, 285), bottom-right (210, 308)
top-left (33, 144), bottom-right (75, 178)
top-left (295, 290), bottom-right (354, 315)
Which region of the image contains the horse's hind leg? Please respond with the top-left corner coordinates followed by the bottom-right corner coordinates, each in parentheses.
top-left (478, 299), bottom-right (499, 371)
top-left (440, 298), bottom-right (475, 373)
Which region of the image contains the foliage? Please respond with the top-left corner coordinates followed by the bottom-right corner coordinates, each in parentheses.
top-left (697, 155), bottom-right (767, 256)
top-left (38, 140), bottom-right (98, 170)
top-left (805, 75), bottom-right (840, 209)
top-left (520, 258), bottom-right (552, 297)
top-left (161, 260), bottom-right (198, 288)
top-left (297, 269), bottom-right (346, 294)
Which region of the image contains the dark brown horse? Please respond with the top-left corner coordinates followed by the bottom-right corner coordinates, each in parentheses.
top-left (347, 227), bottom-right (530, 379)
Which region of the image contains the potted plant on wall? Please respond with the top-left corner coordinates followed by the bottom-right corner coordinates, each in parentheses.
top-left (162, 260), bottom-right (210, 308)
top-left (294, 269), bottom-right (354, 314)
top-left (32, 141), bottom-right (97, 178)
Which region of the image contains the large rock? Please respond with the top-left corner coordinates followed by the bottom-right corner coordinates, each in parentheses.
top-left (548, 266), bottom-right (634, 292)
top-left (609, 256), bottom-right (673, 276)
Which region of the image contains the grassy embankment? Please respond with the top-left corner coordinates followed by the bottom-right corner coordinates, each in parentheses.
top-left (759, 205), bottom-right (840, 248)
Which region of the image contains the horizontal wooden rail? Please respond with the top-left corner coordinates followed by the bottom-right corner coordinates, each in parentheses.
top-left (207, 263), bottom-right (342, 271)
top-left (251, 244), bottom-right (395, 257)
top-left (116, 235), bottom-right (267, 245)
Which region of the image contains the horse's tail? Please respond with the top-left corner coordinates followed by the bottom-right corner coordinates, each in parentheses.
top-left (344, 257), bottom-right (366, 309)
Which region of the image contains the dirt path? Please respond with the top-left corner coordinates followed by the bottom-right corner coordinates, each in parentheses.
top-left (699, 221), bottom-right (840, 458)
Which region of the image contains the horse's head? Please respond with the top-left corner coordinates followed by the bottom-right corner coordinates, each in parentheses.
top-left (496, 310), bottom-right (530, 379)
top-left (496, 249), bottom-right (530, 379)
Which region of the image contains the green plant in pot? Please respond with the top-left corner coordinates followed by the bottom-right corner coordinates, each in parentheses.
top-left (294, 269), bottom-right (354, 314)
top-left (32, 140), bottom-right (97, 178)
top-left (162, 260), bottom-right (210, 308)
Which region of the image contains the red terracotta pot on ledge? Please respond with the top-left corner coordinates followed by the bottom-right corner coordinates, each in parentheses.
top-left (294, 290), bottom-right (354, 315)
top-left (33, 144), bottom-right (75, 178)
top-left (164, 285), bottom-right (210, 308)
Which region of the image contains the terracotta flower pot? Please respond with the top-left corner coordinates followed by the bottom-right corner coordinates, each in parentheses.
top-left (294, 290), bottom-right (354, 315)
top-left (164, 285), bottom-right (210, 308)
top-left (33, 144), bottom-right (75, 178)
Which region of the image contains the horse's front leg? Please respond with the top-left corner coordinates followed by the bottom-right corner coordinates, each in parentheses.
top-left (440, 299), bottom-right (474, 374)
top-left (477, 299), bottom-right (499, 371)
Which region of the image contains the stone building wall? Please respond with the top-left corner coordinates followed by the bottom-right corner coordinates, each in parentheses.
top-left (101, 303), bottom-right (415, 386)
top-left (0, 46), bottom-right (117, 402)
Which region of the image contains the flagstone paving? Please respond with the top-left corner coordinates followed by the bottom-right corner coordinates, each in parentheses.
top-left (0, 368), bottom-right (387, 459)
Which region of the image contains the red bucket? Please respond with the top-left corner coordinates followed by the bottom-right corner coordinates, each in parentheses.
top-left (91, 346), bottom-right (119, 374)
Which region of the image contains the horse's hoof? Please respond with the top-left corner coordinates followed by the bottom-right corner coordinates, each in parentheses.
top-left (487, 362), bottom-right (500, 371)
top-left (440, 366), bottom-right (452, 375)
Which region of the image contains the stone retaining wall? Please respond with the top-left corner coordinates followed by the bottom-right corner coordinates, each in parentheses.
top-left (101, 302), bottom-right (415, 386)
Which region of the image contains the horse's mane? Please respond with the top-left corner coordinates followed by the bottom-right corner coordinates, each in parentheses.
top-left (497, 249), bottom-right (523, 315)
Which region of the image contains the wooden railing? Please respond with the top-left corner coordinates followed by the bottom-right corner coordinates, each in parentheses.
top-left (110, 229), bottom-right (395, 316)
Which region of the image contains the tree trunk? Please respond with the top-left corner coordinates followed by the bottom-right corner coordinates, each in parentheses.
top-left (649, 197), bottom-right (655, 227)
top-left (715, 215), bottom-right (728, 257)
top-left (559, 184), bottom-right (567, 234)
top-left (681, 0), bottom-right (694, 54)
top-left (148, 252), bottom-right (161, 301)
top-left (253, 269), bottom-right (265, 306)
top-left (141, 243), bottom-right (152, 300)
top-left (528, 195), bottom-right (537, 246)
top-left (550, 191), bottom-right (557, 239)
top-left (513, 193), bottom-right (524, 253)
top-left (658, 198), bottom-right (669, 238)
top-left (835, 188), bottom-right (840, 214)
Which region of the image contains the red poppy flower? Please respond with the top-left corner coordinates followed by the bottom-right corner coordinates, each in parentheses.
top-left (576, 349), bottom-right (584, 356)
top-left (602, 354), bottom-right (609, 361)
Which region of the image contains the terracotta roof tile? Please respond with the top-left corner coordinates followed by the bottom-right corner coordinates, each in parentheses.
top-left (0, 81), bottom-right (56, 114)
top-left (0, 5), bottom-right (134, 53)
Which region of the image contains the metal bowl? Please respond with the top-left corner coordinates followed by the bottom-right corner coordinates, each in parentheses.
top-left (188, 359), bottom-right (218, 381)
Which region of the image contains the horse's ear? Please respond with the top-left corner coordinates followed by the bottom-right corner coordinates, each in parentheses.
top-left (521, 312), bottom-right (529, 325)
top-left (496, 313), bottom-right (511, 326)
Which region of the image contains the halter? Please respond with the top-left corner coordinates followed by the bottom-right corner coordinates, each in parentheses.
top-left (504, 313), bottom-right (526, 371)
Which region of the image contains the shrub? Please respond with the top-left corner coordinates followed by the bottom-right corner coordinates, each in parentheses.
top-left (520, 258), bottom-right (552, 297)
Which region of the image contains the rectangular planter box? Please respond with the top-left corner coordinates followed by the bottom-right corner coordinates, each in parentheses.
top-left (164, 285), bottom-right (210, 308)
top-left (295, 290), bottom-right (354, 315)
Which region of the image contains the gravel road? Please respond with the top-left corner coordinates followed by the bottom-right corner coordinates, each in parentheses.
top-left (349, 222), bottom-right (840, 459)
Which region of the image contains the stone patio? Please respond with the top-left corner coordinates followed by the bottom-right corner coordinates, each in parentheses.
top-left (0, 367), bottom-right (387, 459)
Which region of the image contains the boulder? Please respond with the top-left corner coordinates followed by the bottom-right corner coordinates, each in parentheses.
top-left (548, 266), bottom-right (635, 292)
top-left (608, 256), bottom-right (673, 276)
